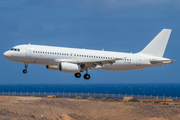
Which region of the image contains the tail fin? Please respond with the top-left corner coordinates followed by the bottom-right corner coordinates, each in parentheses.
top-left (140, 29), bottom-right (172, 57)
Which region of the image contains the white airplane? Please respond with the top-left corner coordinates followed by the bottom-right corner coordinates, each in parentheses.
top-left (3, 29), bottom-right (174, 80)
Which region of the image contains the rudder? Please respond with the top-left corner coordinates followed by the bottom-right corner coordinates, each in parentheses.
top-left (140, 29), bottom-right (172, 57)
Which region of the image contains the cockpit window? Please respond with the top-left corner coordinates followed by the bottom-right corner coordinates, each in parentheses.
top-left (10, 48), bottom-right (20, 52)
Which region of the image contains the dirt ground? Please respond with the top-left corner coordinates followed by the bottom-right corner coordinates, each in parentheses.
top-left (0, 96), bottom-right (180, 120)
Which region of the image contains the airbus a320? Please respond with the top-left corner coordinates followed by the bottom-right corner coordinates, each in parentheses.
top-left (3, 29), bottom-right (174, 80)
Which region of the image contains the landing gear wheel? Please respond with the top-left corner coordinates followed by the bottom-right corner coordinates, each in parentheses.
top-left (84, 74), bottom-right (90, 80)
top-left (75, 73), bottom-right (81, 78)
top-left (23, 69), bottom-right (27, 74)
top-left (23, 63), bottom-right (28, 74)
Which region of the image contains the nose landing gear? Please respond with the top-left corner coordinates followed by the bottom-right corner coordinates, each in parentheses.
top-left (23, 64), bottom-right (28, 74)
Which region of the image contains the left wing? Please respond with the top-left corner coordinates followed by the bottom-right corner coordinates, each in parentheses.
top-left (55, 58), bottom-right (124, 69)
top-left (73, 58), bottom-right (123, 68)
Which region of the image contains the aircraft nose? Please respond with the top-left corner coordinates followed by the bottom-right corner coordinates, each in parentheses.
top-left (3, 51), bottom-right (10, 59)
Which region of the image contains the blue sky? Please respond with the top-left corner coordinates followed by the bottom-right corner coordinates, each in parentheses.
top-left (1, 0), bottom-right (180, 84)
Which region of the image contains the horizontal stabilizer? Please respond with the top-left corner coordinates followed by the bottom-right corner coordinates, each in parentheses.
top-left (150, 59), bottom-right (175, 64)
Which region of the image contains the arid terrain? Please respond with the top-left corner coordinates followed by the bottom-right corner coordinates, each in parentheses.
top-left (0, 96), bottom-right (180, 120)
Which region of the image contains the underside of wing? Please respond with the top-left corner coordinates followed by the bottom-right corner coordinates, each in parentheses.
top-left (73, 58), bottom-right (123, 69)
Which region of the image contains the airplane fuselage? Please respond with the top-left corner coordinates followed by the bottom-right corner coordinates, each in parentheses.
top-left (4, 44), bottom-right (170, 71)
top-left (3, 29), bottom-right (173, 79)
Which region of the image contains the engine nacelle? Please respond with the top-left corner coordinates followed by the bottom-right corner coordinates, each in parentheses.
top-left (46, 63), bottom-right (84, 73)
top-left (46, 65), bottom-right (59, 71)
top-left (60, 63), bottom-right (83, 73)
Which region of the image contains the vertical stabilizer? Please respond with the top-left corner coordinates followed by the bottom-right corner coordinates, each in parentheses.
top-left (140, 29), bottom-right (172, 57)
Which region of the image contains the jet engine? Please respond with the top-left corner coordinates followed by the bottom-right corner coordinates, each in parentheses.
top-left (46, 63), bottom-right (84, 73)
top-left (46, 65), bottom-right (59, 71)
top-left (60, 63), bottom-right (83, 73)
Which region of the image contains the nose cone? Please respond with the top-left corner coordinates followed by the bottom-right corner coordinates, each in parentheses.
top-left (3, 51), bottom-right (10, 59)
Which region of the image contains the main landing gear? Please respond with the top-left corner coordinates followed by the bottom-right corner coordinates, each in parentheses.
top-left (74, 69), bottom-right (90, 80)
top-left (84, 74), bottom-right (90, 80)
top-left (75, 73), bottom-right (81, 78)
top-left (23, 64), bottom-right (28, 74)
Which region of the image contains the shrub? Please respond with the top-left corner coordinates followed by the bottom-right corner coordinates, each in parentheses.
top-left (128, 98), bottom-right (140, 102)
top-left (114, 98), bottom-right (119, 101)
top-left (81, 97), bottom-right (87, 99)
top-left (154, 101), bottom-right (160, 104)
top-left (163, 103), bottom-right (169, 105)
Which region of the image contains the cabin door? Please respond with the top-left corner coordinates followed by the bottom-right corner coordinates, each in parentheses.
top-left (136, 55), bottom-right (141, 66)
top-left (26, 47), bottom-right (31, 57)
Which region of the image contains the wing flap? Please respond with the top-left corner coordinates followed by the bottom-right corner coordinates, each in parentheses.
top-left (54, 57), bottom-right (124, 68)
top-left (74, 58), bottom-right (123, 67)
